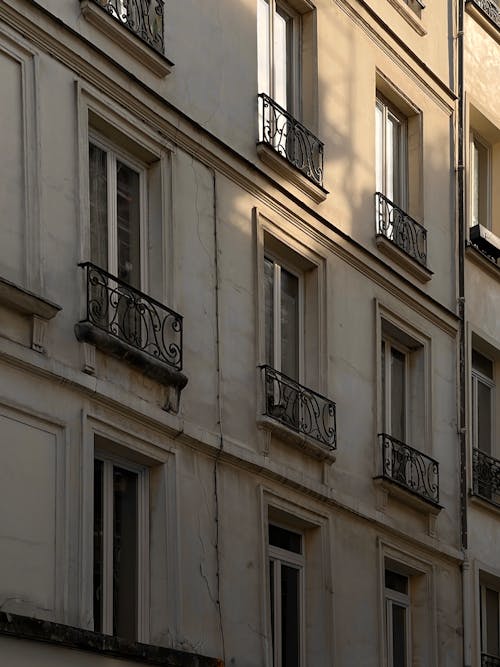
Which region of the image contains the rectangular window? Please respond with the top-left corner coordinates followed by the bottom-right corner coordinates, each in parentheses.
top-left (381, 338), bottom-right (408, 443)
top-left (268, 523), bottom-right (304, 667)
top-left (93, 454), bottom-right (148, 640)
top-left (471, 134), bottom-right (491, 229)
top-left (481, 584), bottom-right (500, 658)
top-left (385, 569), bottom-right (411, 667)
top-left (375, 94), bottom-right (408, 209)
top-left (472, 349), bottom-right (495, 456)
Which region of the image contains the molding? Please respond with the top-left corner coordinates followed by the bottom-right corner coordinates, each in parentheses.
top-left (376, 234), bottom-right (433, 283)
top-left (465, 243), bottom-right (500, 280)
top-left (386, 0), bottom-right (427, 36)
top-left (256, 143), bottom-right (328, 204)
top-left (257, 415), bottom-right (336, 463)
top-left (79, 0), bottom-right (174, 78)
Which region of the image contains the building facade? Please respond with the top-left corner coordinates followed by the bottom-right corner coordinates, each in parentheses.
top-left (0, 0), bottom-right (481, 666)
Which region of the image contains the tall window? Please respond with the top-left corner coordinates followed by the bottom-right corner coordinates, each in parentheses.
top-left (89, 138), bottom-right (145, 289)
top-left (481, 583), bottom-right (500, 659)
top-left (258, 0), bottom-right (301, 114)
top-left (470, 134), bottom-right (491, 229)
top-left (385, 569), bottom-right (411, 667)
top-left (375, 94), bottom-right (408, 208)
top-left (472, 349), bottom-right (495, 455)
top-left (381, 338), bottom-right (408, 443)
top-left (93, 454), bottom-right (148, 640)
top-left (264, 255), bottom-right (302, 381)
top-left (268, 523), bottom-right (304, 667)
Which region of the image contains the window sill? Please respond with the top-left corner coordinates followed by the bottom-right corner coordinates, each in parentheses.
top-left (466, 1), bottom-right (500, 44)
top-left (386, 0), bottom-right (427, 35)
top-left (466, 242), bottom-right (500, 279)
top-left (470, 490), bottom-right (500, 515)
top-left (0, 612), bottom-right (219, 667)
top-left (374, 476), bottom-right (442, 513)
top-left (257, 415), bottom-right (336, 463)
top-left (376, 234), bottom-right (433, 283)
top-left (80, 0), bottom-right (174, 78)
top-left (256, 143), bottom-right (328, 204)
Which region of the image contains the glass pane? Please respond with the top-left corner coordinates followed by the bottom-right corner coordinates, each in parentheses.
top-left (89, 143), bottom-right (108, 270)
top-left (375, 102), bottom-right (383, 195)
top-left (116, 160), bottom-right (141, 288)
top-left (281, 565), bottom-right (300, 667)
top-left (113, 466), bottom-right (138, 640)
top-left (473, 349), bottom-right (494, 379)
top-left (392, 603), bottom-right (407, 667)
top-left (265, 257), bottom-right (275, 368)
top-left (274, 7), bottom-right (289, 110)
top-left (385, 570), bottom-right (408, 595)
top-left (93, 459), bottom-right (104, 633)
top-left (258, 0), bottom-right (270, 97)
top-left (478, 380), bottom-right (492, 455)
top-left (281, 267), bottom-right (299, 380)
top-left (391, 347), bottom-right (406, 442)
top-left (486, 588), bottom-right (500, 656)
top-left (269, 524), bottom-right (302, 554)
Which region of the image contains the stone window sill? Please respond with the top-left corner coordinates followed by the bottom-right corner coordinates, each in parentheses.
top-left (386, 0), bottom-right (427, 36)
top-left (466, 1), bottom-right (500, 44)
top-left (374, 477), bottom-right (441, 536)
top-left (257, 415), bottom-right (336, 463)
top-left (376, 234), bottom-right (433, 283)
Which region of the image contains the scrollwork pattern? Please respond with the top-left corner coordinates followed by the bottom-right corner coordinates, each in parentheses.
top-left (94, 0), bottom-right (165, 53)
top-left (376, 192), bottom-right (427, 266)
top-left (473, 448), bottom-right (500, 507)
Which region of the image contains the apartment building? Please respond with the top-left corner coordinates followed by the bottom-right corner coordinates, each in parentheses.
top-left (0, 1), bottom-right (463, 666)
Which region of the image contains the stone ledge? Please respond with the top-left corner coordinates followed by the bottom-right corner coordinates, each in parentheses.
top-left (80, 0), bottom-right (174, 77)
top-left (375, 234), bottom-right (433, 283)
top-left (374, 477), bottom-right (441, 537)
top-left (469, 491), bottom-right (500, 516)
top-left (466, 1), bottom-right (500, 44)
top-left (0, 275), bottom-right (60, 320)
top-left (257, 415), bottom-right (336, 463)
top-left (0, 612), bottom-right (221, 667)
top-left (465, 243), bottom-right (500, 279)
top-left (256, 142), bottom-right (328, 204)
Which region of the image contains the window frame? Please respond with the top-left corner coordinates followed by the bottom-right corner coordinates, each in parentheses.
top-left (381, 337), bottom-right (410, 444)
top-left (385, 570), bottom-right (412, 667)
top-left (471, 349), bottom-right (495, 456)
top-left (470, 132), bottom-right (492, 230)
top-left (375, 92), bottom-right (409, 210)
top-left (480, 582), bottom-right (500, 658)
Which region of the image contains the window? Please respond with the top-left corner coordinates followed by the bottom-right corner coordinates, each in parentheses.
top-left (402, 0), bottom-right (424, 16)
top-left (472, 349), bottom-right (495, 456)
top-left (481, 582), bottom-right (500, 659)
top-left (381, 339), bottom-right (408, 443)
top-left (471, 134), bottom-right (491, 230)
top-left (93, 453), bottom-right (148, 640)
top-left (376, 93), bottom-right (408, 210)
top-left (385, 569), bottom-right (411, 667)
top-left (268, 523), bottom-right (304, 667)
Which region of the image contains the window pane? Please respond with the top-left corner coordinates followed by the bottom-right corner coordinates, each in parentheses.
top-left (89, 143), bottom-right (108, 270)
top-left (113, 466), bottom-right (138, 640)
top-left (386, 113), bottom-right (401, 204)
top-left (274, 8), bottom-right (289, 110)
top-left (478, 380), bottom-right (492, 455)
top-left (269, 524), bottom-right (302, 554)
top-left (258, 0), bottom-right (270, 97)
top-left (93, 459), bottom-right (104, 633)
top-left (473, 349), bottom-right (494, 379)
top-left (392, 603), bottom-right (407, 667)
top-left (385, 570), bottom-right (408, 595)
top-left (264, 257), bottom-right (275, 368)
top-left (281, 564), bottom-right (300, 667)
top-left (116, 161), bottom-right (141, 288)
top-left (391, 347), bottom-right (406, 442)
top-left (281, 267), bottom-right (299, 380)
top-left (486, 588), bottom-right (500, 656)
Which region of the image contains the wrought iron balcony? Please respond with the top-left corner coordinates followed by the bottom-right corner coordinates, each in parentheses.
top-left (375, 192), bottom-right (427, 266)
top-left (473, 448), bottom-right (500, 507)
top-left (89, 0), bottom-right (165, 53)
top-left (258, 93), bottom-right (324, 189)
top-left (379, 433), bottom-right (440, 505)
top-left (76, 262), bottom-right (184, 376)
top-left (260, 365), bottom-right (336, 450)
top-left (482, 653), bottom-right (500, 667)
top-left (468, 0), bottom-right (500, 29)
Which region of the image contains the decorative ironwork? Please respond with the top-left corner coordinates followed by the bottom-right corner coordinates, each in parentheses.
top-left (258, 93), bottom-right (324, 188)
top-left (379, 433), bottom-right (439, 505)
top-left (482, 653), bottom-right (500, 667)
top-left (375, 192), bottom-right (427, 266)
top-left (473, 448), bottom-right (500, 506)
top-left (260, 365), bottom-right (336, 449)
top-left (468, 0), bottom-right (500, 29)
top-left (79, 262), bottom-right (182, 371)
top-left (90, 0), bottom-right (165, 53)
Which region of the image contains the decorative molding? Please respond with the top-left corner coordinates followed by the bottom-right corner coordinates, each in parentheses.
top-left (81, 342), bottom-right (96, 375)
top-left (31, 315), bottom-right (47, 354)
top-left (376, 234), bottom-right (433, 282)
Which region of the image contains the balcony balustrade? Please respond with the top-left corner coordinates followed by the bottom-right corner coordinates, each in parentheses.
top-left (258, 93), bottom-right (324, 189)
top-left (468, 0), bottom-right (500, 28)
top-left (473, 447), bottom-right (500, 507)
top-left (75, 263), bottom-right (186, 391)
top-left (378, 433), bottom-right (440, 505)
top-left (482, 653), bottom-right (500, 667)
top-left (260, 365), bottom-right (336, 450)
top-left (375, 192), bottom-right (427, 266)
top-left (89, 0), bottom-right (165, 53)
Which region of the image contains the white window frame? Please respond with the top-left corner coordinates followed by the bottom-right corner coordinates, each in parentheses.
top-left (471, 351), bottom-right (495, 456)
top-left (385, 571), bottom-right (411, 667)
top-left (376, 93), bottom-right (408, 209)
top-left (93, 450), bottom-right (150, 641)
top-left (382, 337), bottom-right (410, 444)
top-left (470, 133), bottom-right (492, 230)
top-left (268, 523), bottom-right (306, 667)
top-left (480, 583), bottom-right (500, 658)
top-left (88, 131), bottom-right (149, 291)
top-left (265, 252), bottom-right (305, 383)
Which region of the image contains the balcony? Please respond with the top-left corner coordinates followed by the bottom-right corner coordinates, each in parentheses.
top-left (259, 365), bottom-right (336, 458)
top-left (378, 433), bottom-right (440, 506)
top-left (467, 0), bottom-right (500, 30)
top-left (257, 93), bottom-right (326, 202)
top-left (75, 262), bottom-right (187, 394)
top-left (375, 192), bottom-right (428, 270)
top-left (482, 653), bottom-right (500, 667)
top-left (473, 448), bottom-right (500, 508)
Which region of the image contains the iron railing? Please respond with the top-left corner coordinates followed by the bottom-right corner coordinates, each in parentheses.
top-left (260, 365), bottom-right (336, 449)
top-left (482, 653), bottom-right (500, 667)
top-left (375, 192), bottom-right (427, 266)
top-left (79, 262), bottom-right (183, 371)
top-left (468, 0), bottom-right (500, 28)
top-left (258, 93), bottom-right (324, 188)
top-left (473, 448), bottom-right (500, 507)
top-left (89, 0), bottom-right (165, 53)
top-left (379, 433), bottom-right (440, 505)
